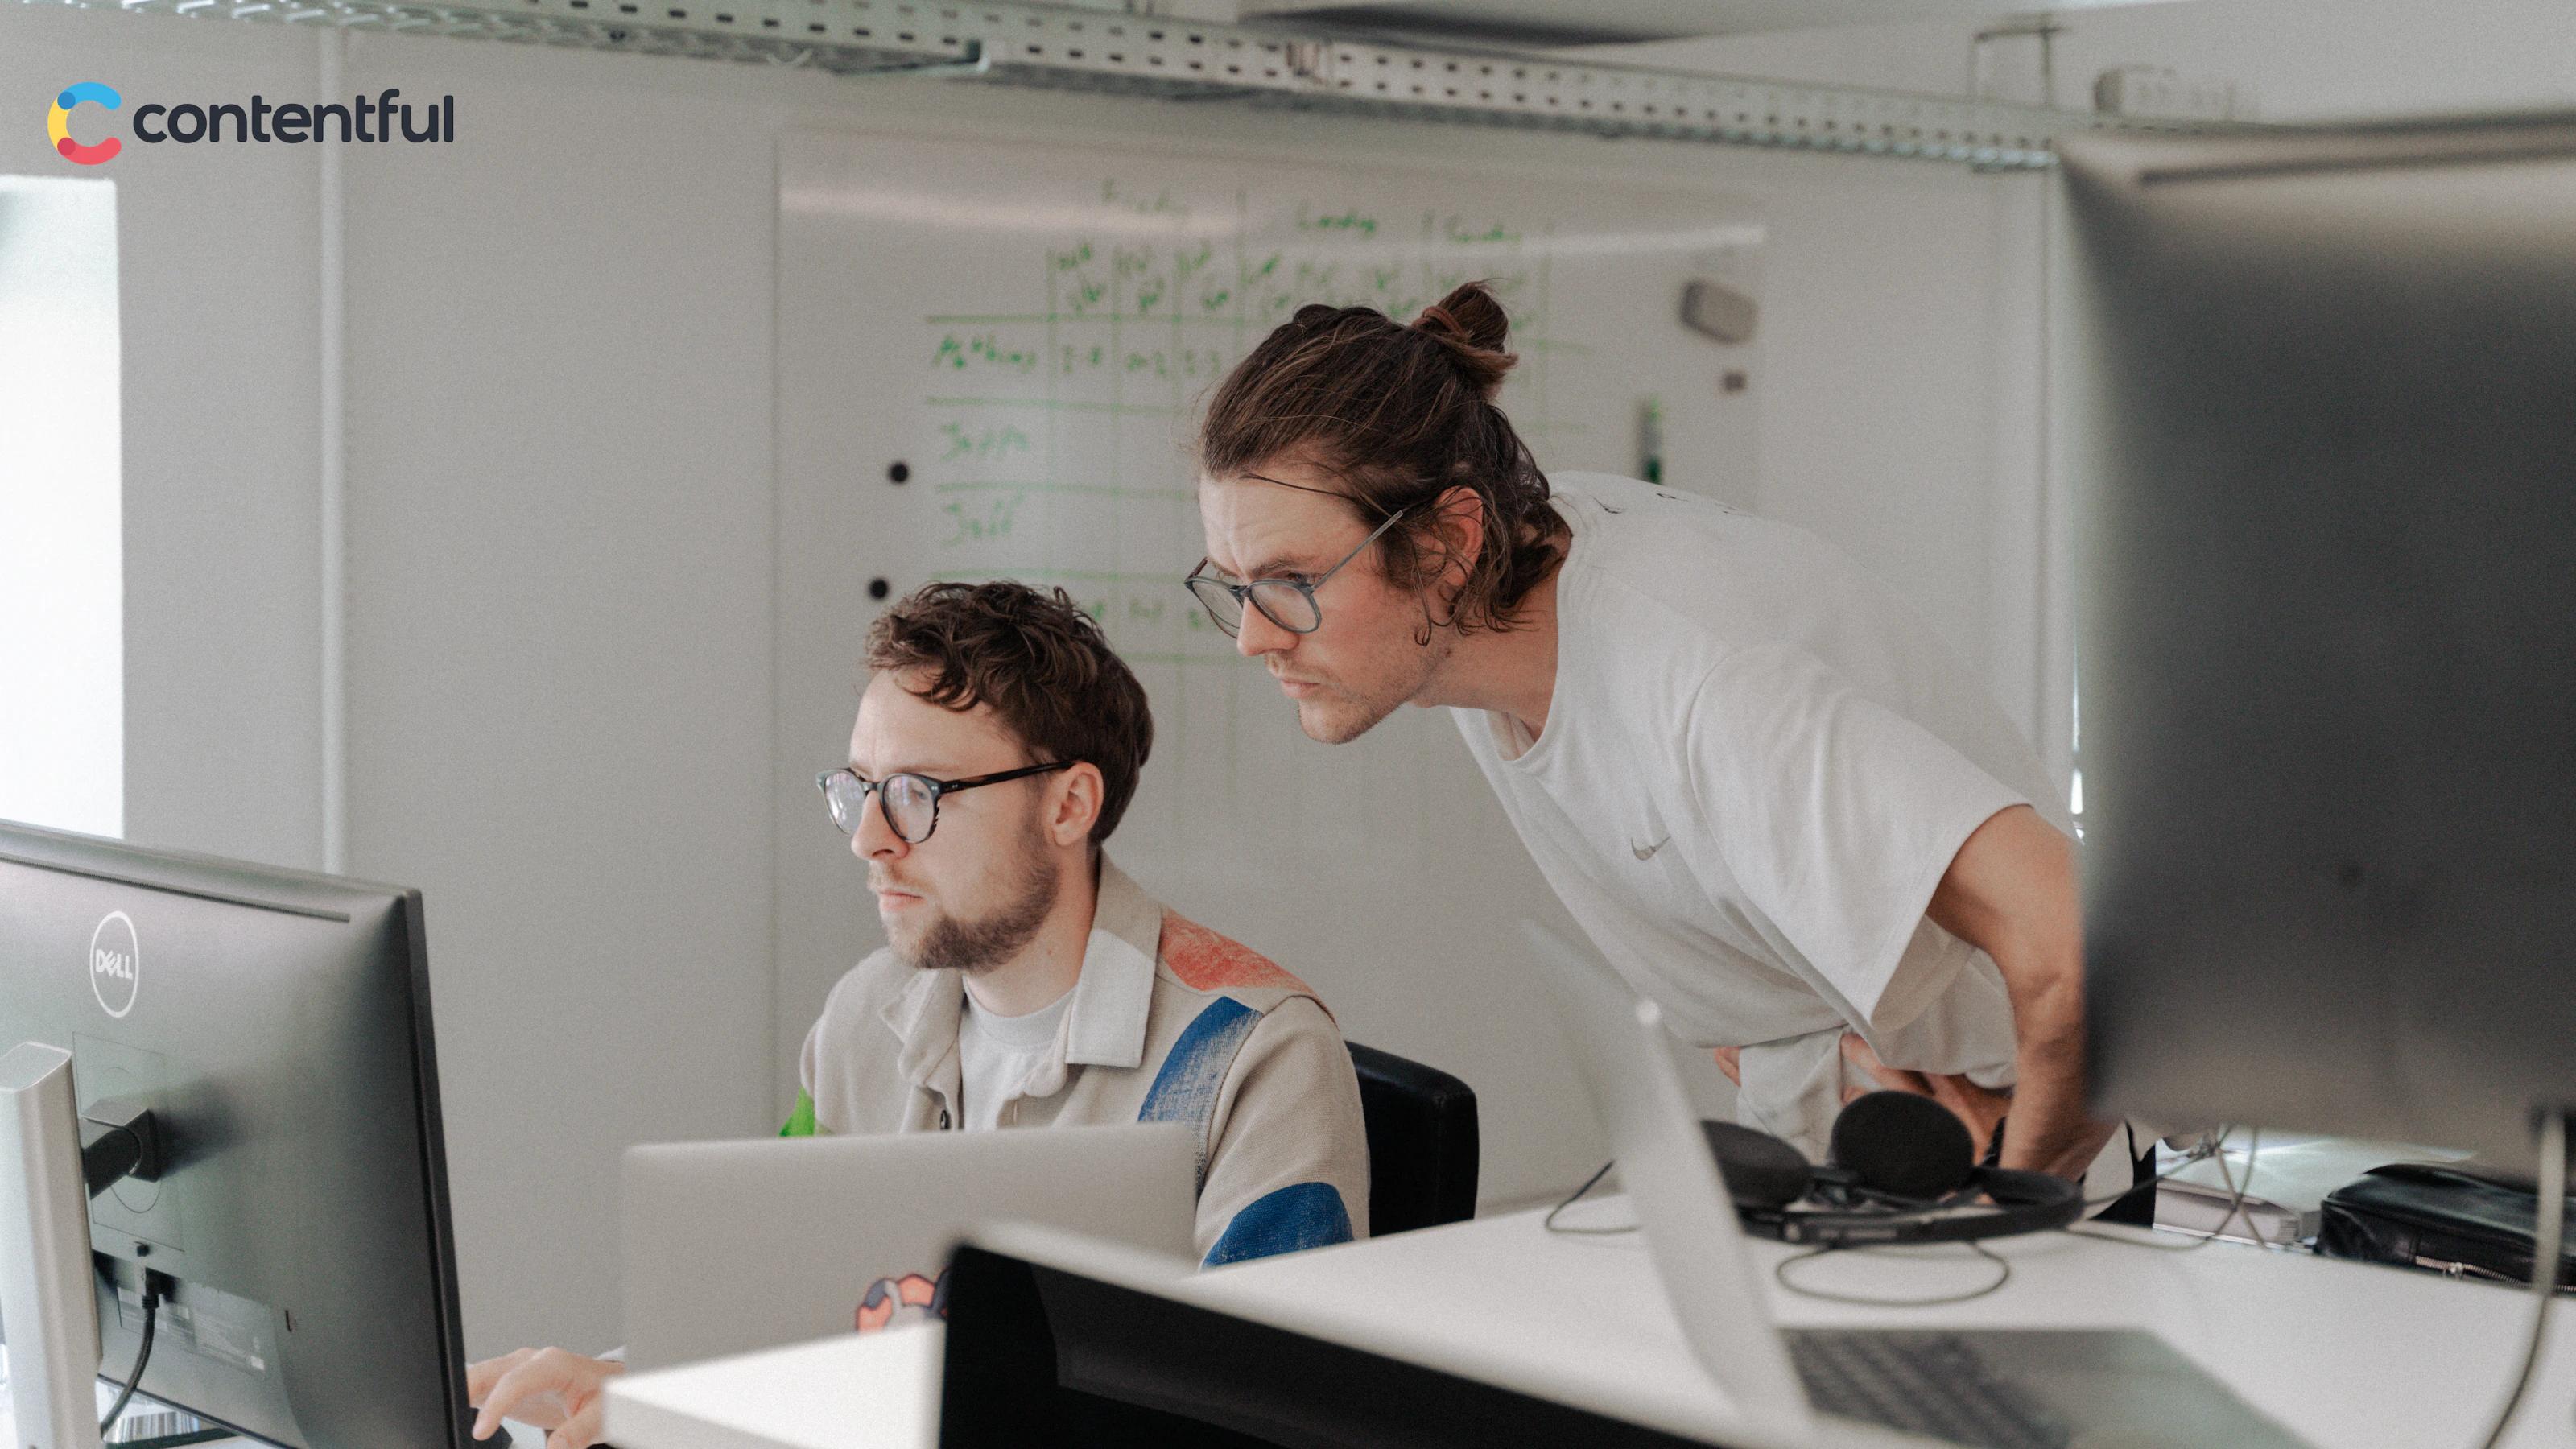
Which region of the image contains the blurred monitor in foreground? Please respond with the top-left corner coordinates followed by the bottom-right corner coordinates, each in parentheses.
top-left (0, 819), bottom-right (481, 1447)
top-left (2058, 119), bottom-right (2576, 1168)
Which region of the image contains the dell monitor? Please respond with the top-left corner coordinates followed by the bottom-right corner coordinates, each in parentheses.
top-left (0, 818), bottom-right (483, 1447)
top-left (2058, 118), bottom-right (2576, 1166)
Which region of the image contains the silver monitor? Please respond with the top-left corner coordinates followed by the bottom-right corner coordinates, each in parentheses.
top-left (2058, 119), bottom-right (2576, 1164)
top-left (0, 819), bottom-right (481, 1447)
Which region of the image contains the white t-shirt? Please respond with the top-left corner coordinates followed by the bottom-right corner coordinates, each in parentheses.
top-left (957, 985), bottom-right (1074, 1131)
top-left (1459, 473), bottom-right (2089, 1169)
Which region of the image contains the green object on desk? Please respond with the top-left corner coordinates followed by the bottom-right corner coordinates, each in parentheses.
top-left (779, 1088), bottom-right (819, 1137)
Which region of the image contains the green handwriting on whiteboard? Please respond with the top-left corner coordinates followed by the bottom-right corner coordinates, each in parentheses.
top-left (1137, 347), bottom-right (1224, 379)
top-left (1100, 180), bottom-right (1191, 221)
top-left (932, 332), bottom-right (1038, 373)
top-left (937, 421), bottom-right (1033, 461)
top-left (1298, 202), bottom-right (1379, 237)
top-left (1292, 259), bottom-right (1339, 293)
top-left (941, 493), bottom-right (1023, 547)
top-left (1042, 342), bottom-right (1222, 378)
top-left (1430, 213), bottom-right (1521, 245)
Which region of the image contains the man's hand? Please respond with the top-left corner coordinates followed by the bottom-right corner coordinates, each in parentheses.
top-left (468, 1346), bottom-right (625, 1449)
top-left (1926, 804), bottom-right (2119, 1180)
top-left (1839, 1032), bottom-right (2010, 1158)
top-left (1716, 1037), bottom-right (2020, 1166)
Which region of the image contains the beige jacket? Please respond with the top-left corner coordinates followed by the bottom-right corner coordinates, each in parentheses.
top-left (790, 856), bottom-right (1370, 1265)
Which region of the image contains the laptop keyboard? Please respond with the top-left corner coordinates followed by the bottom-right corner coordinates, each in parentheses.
top-left (1785, 1330), bottom-right (2072, 1449)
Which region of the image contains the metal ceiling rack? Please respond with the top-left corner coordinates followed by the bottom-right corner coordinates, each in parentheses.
top-left (28, 0), bottom-right (2235, 167)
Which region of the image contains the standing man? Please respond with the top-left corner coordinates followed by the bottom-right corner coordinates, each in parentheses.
top-left (1185, 283), bottom-right (2128, 1194)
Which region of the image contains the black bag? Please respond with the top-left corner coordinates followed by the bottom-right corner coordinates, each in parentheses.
top-left (2318, 1163), bottom-right (2576, 1291)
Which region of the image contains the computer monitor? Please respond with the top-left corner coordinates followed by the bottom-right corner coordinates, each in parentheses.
top-left (0, 818), bottom-right (483, 1447)
top-left (2058, 119), bottom-right (2576, 1166)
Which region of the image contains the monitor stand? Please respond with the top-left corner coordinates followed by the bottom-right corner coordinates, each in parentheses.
top-left (1, 1042), bottom-right (104, 1449)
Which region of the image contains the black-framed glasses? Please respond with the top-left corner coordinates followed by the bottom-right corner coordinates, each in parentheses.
top-left (1183, 506), bottom-right (1409, 639)
top-left (816, 761), bottom-right (1072, 844)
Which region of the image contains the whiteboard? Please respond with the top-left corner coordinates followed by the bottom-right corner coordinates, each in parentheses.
top-left (774, 128), bottom-right (1762, 1207)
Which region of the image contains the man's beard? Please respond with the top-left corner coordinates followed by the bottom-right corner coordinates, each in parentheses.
top-left (899, 832), bottom-right (1060, 974)
top-left (1294, 631), bottom-right (1450, 745)
top-left (1297, 688), bottom-right (1404, 745)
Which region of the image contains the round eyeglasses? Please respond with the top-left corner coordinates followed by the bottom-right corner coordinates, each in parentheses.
top-left (1183, 506), bottom-right (1409, 639)
top-left (816, 760), bottom-right (1073, 844)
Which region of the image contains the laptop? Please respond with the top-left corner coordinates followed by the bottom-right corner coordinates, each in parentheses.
top-left (620, 1121), bottom-right (1197, 1369)
top-left (1531, 922), bottom-right (2314, 1449)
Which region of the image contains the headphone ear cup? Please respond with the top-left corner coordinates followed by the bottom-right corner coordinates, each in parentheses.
top-left (1831, 1091), bottom-right (1976, 1201)
top-left (1698, 1119), bottom-right (1814, 1211)
top-left (1974, 1166), bottom-right (2087, 1228)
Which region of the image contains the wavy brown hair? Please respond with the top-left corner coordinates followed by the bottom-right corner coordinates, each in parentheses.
top-left (865, 580), bottom-right (1153, 846)
top-left (1195, 279), bottom-right (1564, 636)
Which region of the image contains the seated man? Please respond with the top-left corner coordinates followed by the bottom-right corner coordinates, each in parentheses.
top-left (471, 580), bottom-right (1369, 1447)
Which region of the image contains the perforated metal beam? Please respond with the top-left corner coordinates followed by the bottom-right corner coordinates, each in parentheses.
top-left (23, 0), bottom-right (2235, 167)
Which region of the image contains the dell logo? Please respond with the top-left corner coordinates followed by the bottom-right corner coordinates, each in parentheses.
top-left (88, 910), bottom-right (138, 1018)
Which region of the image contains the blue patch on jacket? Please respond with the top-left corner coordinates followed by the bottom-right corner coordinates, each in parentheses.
top-left (1203, 1181), bottom-right (1354, 1266)
top-left (1138, 996), bottom-right (1263, 1187)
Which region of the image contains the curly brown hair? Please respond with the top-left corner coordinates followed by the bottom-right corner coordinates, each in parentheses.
top-left (865, 580), bottom-right (1154, 846)
top-left (1195, 279), bottom-right (1565, 636)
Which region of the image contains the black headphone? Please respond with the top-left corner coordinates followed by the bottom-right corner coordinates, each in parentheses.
top-left (1704, 1091), bottom-right (2083, 1245)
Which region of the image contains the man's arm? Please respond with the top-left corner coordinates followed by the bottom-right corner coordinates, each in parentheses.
top-left (1193, 997), bottom-right (1372, 1266)
top-left (1924, 803), bottom-right (2118, 1180)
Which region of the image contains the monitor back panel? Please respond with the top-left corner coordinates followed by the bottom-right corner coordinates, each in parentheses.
top-left (0, 821), bottom-right (472, 1448)
top-left (2058, 123), bottom-right (2576, 1163)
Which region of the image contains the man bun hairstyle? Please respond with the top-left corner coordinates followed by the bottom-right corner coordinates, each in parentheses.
top-left (1196, 279), bottom-right (1564, 637)
top-left (865, 580), bottom-right (1154, 846)
top-left (1406, 286), bottom-right (1516, 401)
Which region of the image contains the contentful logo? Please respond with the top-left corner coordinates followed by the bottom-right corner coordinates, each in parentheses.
top-left (46, 84), bottom-right (454, 164)
top-left (48, 81), bottom-right (121, 166)
top-left (89, 910), bottom-right (139, 1018)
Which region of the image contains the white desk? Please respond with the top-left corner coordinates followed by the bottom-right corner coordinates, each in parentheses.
top-left (607, 1201), bottom-right (2576, 1448)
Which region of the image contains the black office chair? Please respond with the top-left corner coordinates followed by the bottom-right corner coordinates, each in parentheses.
top-left (1346, 1042), bottom-right (1480, 1236)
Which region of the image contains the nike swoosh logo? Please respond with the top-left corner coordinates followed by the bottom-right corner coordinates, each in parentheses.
top-left (1632, 836), bottom-right (1670, 861)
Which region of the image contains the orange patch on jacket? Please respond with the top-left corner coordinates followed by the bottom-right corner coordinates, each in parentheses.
top-left (1159, 911), bottom-right (1315, 997)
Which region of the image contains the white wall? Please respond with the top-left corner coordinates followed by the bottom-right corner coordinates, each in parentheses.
top-left (28, 0), bottom-right (2559, 1358)
top-left (0, 177), bottom-right (123, 837)
top-left (335, 35), bottom-right (788, 1358)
